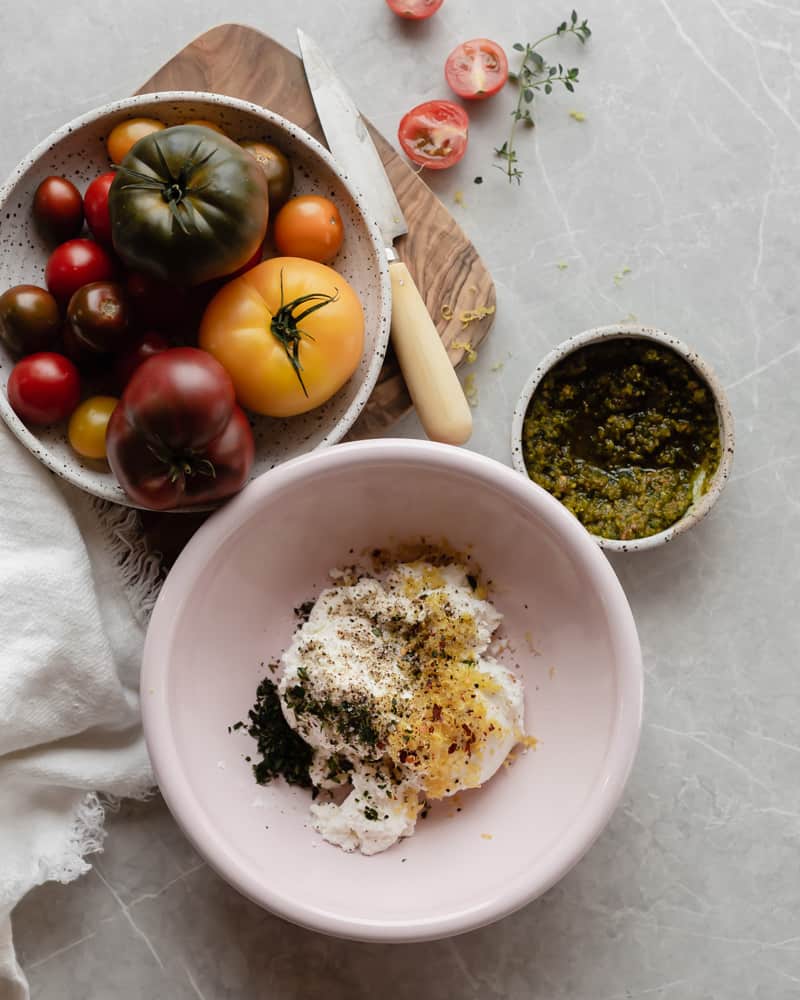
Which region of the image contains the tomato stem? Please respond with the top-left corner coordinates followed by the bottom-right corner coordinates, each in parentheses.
top-left (146, 440), bottom-right (216, 483)
top-left (270, 269), bottom-right (339, 398)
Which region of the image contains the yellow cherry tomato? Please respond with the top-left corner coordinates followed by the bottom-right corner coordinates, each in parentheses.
top-left (106, 118), bottom-right (165, 164)
top-left (273, 196), bottom-right (344, 264)
top-left (68, 395), bottom-right (118, 460)
top-left (184, 119), bottom-right (227, 135)
top-left (199, 257), bottom-right (364, 417)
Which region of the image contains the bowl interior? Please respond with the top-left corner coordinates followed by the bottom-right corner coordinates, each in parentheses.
top-left (143, 442), bottom-right (641, 940)
top-left (0, 93), bottom-right (390, 506)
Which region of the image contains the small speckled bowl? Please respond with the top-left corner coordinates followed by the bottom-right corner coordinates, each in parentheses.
top-left (511, 325), bottom-right (735, 553)
top-left (0, 92), bottom-right (391, 508)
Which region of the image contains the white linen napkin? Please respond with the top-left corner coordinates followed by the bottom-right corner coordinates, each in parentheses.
top-left (0, 424), bottom-right (162, 999)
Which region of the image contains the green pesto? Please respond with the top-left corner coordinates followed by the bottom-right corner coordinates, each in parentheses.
top-left (522, 339), bottom-right (721, 540)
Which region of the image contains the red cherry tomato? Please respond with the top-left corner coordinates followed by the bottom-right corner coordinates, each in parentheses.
top-left (114, 331), bottom-right (170, 389)
top-left (7, 352), bottom-right (81, 425)
top-left (445, 39), bottom-right (509, 100)
top-left (83, 173), bottom-right (115, 245)
top-left (397, 100), bottom-right (469, 170)
top-left (385, 0), bottom-right (444, 18)
top-left (33, 177), bottom-right (84, 244)
top-left (45, 239), bottom-right (115, 304)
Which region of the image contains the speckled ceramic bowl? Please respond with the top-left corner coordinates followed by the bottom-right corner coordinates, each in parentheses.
top-left (142, 439), bottom-right (643, 942)
top-left (0, 92), bottom-right (391, 508)
top-left (511, 325), bottom-right (735, 553)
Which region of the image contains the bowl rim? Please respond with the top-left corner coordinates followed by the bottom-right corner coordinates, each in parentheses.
top-left (510, 324), bottom-right (736, 553)
top-left (141, 437), bottom-right (644, 942)
top-left (0, 90), bottom-right (392, 509)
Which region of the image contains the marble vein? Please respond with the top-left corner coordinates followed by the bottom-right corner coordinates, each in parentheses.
top-left (93, 869), bottom-right (165, 971)
top-left (650, 724), bottom-right (771, 791)
top-left (657, 0), bottom-right (777, 138)
top-left (724, 341), bottom-right (800, 391)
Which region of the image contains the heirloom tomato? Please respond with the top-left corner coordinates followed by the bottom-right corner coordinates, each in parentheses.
top-left (109, 125), bottom-right (268, 286)
top-left (198, 257), bottom-right (364, 417)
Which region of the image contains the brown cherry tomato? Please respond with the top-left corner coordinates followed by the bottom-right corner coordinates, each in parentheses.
top-left (106, 117), bottom-right (165, 164)
top-left (67, 281), bottom-right (130, 356)
top-left (33, 176), bottom-right (84, 244)
top-left (0, 285), bottom-right (61, 356)
top-left (273, 195), bottom-right (344, 264)
top-left (239, 140), bottom-right (294, 210)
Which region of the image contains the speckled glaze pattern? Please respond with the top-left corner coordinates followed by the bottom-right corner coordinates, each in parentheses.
top-left (510, 325), bottom-right (735, 553)
top-left (0, 92), bottom-right (391, 508)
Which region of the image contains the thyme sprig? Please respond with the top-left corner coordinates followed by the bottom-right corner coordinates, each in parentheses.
top-left (495, 10), bottom-right (591, 183)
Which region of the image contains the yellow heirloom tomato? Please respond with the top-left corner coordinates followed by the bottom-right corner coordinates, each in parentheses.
top-left (198, 257), bottom-right (364, 418)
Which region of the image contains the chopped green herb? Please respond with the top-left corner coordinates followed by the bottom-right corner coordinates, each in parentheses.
top-left (246, 678), bottom-right (313, 789)
top-left (364, 806), bottom-right (379, 821)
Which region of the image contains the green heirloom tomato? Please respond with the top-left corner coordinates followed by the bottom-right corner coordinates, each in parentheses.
top-left (109, 125), bottom-right (269, 286)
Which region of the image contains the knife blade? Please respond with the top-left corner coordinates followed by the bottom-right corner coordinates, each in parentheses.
top-left (297, 29), bottom-right (473, 446)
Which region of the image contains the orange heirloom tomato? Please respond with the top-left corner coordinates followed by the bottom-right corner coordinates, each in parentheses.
top-left (199, 257), bottom-right (364, 418)
top-left (106, 118), bottom-right (165, 164)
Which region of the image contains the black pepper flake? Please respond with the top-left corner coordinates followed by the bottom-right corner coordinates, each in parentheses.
top-left (474, 176), bottom-right (483, 184)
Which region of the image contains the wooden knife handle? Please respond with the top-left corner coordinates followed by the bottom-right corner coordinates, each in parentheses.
top-left (388, 260), bottom-right (473, 446)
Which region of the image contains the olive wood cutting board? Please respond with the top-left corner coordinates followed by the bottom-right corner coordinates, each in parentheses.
top-left (135, 23), bottom-right (496, 557)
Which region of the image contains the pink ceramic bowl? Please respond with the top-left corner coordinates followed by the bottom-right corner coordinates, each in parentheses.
top-left (142, 439), bottom-right (643, 942)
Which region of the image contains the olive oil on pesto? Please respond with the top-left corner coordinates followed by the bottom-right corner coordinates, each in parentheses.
top-left (522, 338), bottom-right (721, 540)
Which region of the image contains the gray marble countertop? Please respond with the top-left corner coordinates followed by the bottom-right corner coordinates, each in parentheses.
top-left (5, 0), bottom-right (800, 997)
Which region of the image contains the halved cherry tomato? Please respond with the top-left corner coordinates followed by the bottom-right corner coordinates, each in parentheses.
top-left (273, 196), bottom-right (344, 264)
top-left (397, 101), bottom-right (469, 170)
top-left (33, 177), bottom-right (84, 244)
top-left (106, 118), bottom-right (165, 164)
top-left (45, 239), bottom-right (115, 304)
top-left (445, 39), bottom-right (509, 101)
top-left (385, 0), bottom-right (444, 19)
top-left (7, 352), bottom-right (81, 426)
top-left (68, 395), bottom-right (118, 460)
top-left (84, 172), bottom-right (115, 245)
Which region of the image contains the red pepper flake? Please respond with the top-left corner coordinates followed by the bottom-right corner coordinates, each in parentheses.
top-left (432, 704), bottom-right (442, 722)
top-left (448, 743), bottom-right (458, 754)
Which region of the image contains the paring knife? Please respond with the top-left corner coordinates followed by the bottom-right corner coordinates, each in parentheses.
top-left (297, 29), bottom-right (473, 446)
